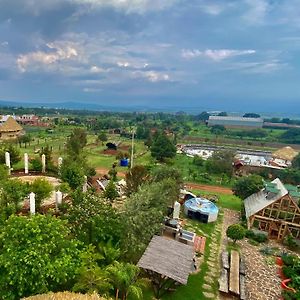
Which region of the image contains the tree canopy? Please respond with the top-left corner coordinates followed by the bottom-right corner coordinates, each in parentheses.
top-left (226, 224), bottom-right (245, 244)
top-left (0, 215), bottom-right (82, 300)
top-left (150, 133), bottom-right (176, 162)
top-left (233, 175), bottom-right (264, 200)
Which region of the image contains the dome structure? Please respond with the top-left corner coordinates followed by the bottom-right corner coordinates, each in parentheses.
top-left (184, 197), bottom-right (219, 223)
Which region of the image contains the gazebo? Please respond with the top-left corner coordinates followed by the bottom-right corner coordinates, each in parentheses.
top-left (138, 235), bottom-right (194, 297)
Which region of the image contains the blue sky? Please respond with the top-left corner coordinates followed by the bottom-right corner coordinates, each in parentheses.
top-left (0, 0), bottom-right (300, 112)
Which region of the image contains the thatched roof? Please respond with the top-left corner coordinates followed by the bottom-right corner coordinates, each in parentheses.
top-left (22, 292), bottom-right (108, 300)
top-left (138, 235), bottom-right (194, 285)
top-left (272, 146), bottom-right (298, 161)
top-left (0, 116), bottom-right (23, 132)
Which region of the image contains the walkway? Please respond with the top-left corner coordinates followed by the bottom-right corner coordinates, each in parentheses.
top-left (219, 209), bottom-right (281, 300)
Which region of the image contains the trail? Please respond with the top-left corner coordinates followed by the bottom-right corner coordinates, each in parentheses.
top-left (95, 167), bottom-right (233, 194)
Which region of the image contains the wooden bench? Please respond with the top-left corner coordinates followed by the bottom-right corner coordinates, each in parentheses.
top-left (229, 250), bottom-right (240, 295)
top-left (240, 274), bottom-right (246, 300)
top-left (218, 268), bottom-right (229, 293)
top-left (194, 236), bottom-right (206, 255)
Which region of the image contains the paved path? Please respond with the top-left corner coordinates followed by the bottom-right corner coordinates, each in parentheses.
top-left (219, 209), bottom-right (281, 300)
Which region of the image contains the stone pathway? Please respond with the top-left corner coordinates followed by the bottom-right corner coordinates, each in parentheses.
top-left (219, 209), bottom-right (282, 300)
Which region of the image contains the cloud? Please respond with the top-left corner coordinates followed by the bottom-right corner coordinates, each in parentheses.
top-left (132, 70), bottom-right (170, 82)
top-left (243, 0), bottom-right (270, 25)
top-left (182, 49), bottom-right (256, 61)
top-left (17, 43), bottom-right (78, 72)
top-left (72, 0), bottom-right (179, 14)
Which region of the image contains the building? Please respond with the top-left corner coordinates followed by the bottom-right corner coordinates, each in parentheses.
top-left (207, 116), bottom-right (263, 129)
top-left (271, 146), bottom-right (299, 168)
top-left (0, 116), bottom-right (24, 140)
top-left (16, 114), bottom-right (39, 126)
top-left (244, 178), bottom-right (300, 240)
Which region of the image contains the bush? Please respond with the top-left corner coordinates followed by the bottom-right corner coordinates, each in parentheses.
top-left (252, 233), bottom-right (268, 243)
top-left (31, 158), bottom-right (42, 172)
top-left (226, 224), bottom-right (245, 244)
top-left (245, 229), bottom-right (255, 239)
top-left (283, 265), bottom-right (295, 279)
top-left (282, 254), bottom-right (297, 267)
top-left (284, 235), bottom-right (299, 251)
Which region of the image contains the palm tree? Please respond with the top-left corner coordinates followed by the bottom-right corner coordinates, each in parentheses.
top-left (106, 262), bottom-right (144, 300)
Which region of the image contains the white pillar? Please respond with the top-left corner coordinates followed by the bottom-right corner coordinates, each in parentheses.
top-left (173, 201), bottom-right (181, 219)
top-left (29, 192), bottom-right (36, 215)
top-left (55, 190), bottom-right (62, 210)
top-left (58, 157), bottom-right (63, 169)
top-left (41, 154), bottom-right (46, 173)
top-left (5, 152), bottom-right (11, 175)
top-left (24, 153), bottom-right (29, 174)
top-left (83, 175), bottom-right (88, 193)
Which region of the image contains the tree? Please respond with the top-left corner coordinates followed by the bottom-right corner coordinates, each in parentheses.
top-left (243, 113), bottom-right (261, 118)
top-left (17, 134), bottom-right (32, 148)
top-left (210, 125), bottom-right (226, 135)
top-left (0, 143), bottom-right (21, 165)
top-left (0, 179), bottom-right (29, 218)
top-left (97, 132), bottom-right (108, 145)
top-left (30, 178), bottom-right (53, 210)
top-left (150, 165), bottom-right (183, 188)
top-left (125, 165), bottom-right (149, 196)
top-left (107, 262), bottom-right (143, 300)
top-left (150, 133), bottom-right (176, 162)
top-left (218, 111), bottom-right (228, 116)
top-left (281, 128), bottom-right (300, 144)
top-left (205, 150), bottom-right (235, 177)
top-left (226, 224), bottom-right (245, 244)
top-left (104, 180), bottom-right (119, 201)
top-left (67, 193), bottom-right (122, 246)
top-left (233, 175), bottom-right (264, 200)
top-left (292, 153), bottom-right (300, 169)
top-left (122, 180), bottom-right (178, 261)
top-left (193, 156), bottom-right (205, 166)
top-left (60, 161), bottom-right (85, 190)
top-left (66, 128), bottom-right (87, 157)
top-left (0, 215), bottom-right (82, 299)
top-left (194, 111), bottom-right (210, 122)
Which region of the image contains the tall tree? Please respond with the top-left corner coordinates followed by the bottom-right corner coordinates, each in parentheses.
top-left (292, 153), bottom-right (300, 169)
top-left (0, 215), bottom-right (82, 300)
top-left (66, 128), bottom-right (87, 157)
top-left (125, 165), bottom-right (149, 196)
top-left (233, 175), bottom-right (264, 200)
top-left (150, 133), bottom-right (176, 162)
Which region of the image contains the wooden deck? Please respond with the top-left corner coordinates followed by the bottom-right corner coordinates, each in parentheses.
top-left (194, 236), bottom-right (206, 254)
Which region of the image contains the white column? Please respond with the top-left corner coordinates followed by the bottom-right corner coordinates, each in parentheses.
top-left (24, 153), bottom-right (29, 174)
top-left (82, 175), bottom-right (88, 193)
top-left (29, 192), bottom-right (36, 215)
top-left (173, 201), bottom-right (181, 219)
top-left (55, 190), bottom-right (63, 210)
top-left (41, 154), bottom-right (46, 173)
top-left (58, 157), bottom-right (63, 169)
top-left (5, 152), bottom-right (11, 175)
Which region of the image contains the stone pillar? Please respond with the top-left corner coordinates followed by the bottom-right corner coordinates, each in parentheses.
top-left (41, 154), bottom-right (46, 173)
top-left (5, 152), bottom-right (11, 175)
top-left (173, 201), bottom-right (181, 219)
top-left (58, 157), bottom-right (63, 169)
top-left (55, 190), bottom-right (62, 211)
top-left (29, 192), bottom-right (35, 215)
top-left (82, 175), bottom-right (88, 193)
top-left (24, 153), bottom-right (29, 174)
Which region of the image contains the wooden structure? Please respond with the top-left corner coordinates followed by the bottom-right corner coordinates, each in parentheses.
top-left (0, 116), bottom-right (23, 140)
top-left (194, 236), bottom-right (206, 255)
top-left (138, 235), bottom-right (194, 297)
top-left (245, 178), bottom-right (300, 240)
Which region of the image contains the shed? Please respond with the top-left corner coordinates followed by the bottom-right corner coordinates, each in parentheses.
top-left (138, 235), bottom-right (194, 285)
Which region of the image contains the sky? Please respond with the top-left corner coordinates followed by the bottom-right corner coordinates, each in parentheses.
top-left (0, 0), bottom-right (300, 113)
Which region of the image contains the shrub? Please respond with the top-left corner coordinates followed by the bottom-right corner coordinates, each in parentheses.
top-left (245, 229), bottom-right (255, 239)
top-left (283, 265), bottom-right (295, 279)
top-left (252, 233), bottom-right (268, 243)
top-left (284, 235), bottom-right (299, 251)
top-left (226, 224), bottom-right (245, 244)
top-left (31, 158), bottom-right (42, 172)
top-left (282, 254), bottom-right (297, 267)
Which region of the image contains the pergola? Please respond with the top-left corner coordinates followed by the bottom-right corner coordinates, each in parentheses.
top-left (138, 235), bottom-right (194, 297)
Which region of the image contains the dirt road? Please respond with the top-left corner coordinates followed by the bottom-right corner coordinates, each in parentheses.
top-left (95, 167), bottom-right (233, 194)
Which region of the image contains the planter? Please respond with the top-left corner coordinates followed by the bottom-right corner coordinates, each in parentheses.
top-left (120, 159), bottom-right (129, 167)
top-left (276, 256), bottom-right (284, 266)
top-left (281, 278), bottom-right (296, 293)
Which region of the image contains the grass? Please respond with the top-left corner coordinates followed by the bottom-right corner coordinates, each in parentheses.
top-left (191, 189), bottom-right (241, 212)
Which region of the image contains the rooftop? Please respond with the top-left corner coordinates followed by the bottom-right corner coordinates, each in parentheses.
top-left (208, 116), bottom-right (263, 122)
top-left (138, 235), bottom-right (194, 285)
